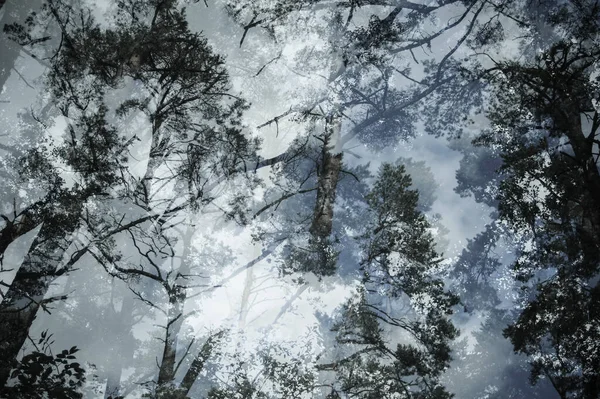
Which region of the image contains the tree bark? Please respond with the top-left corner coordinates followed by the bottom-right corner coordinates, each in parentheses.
top-left (0, 209), bottom-right (41, 258)
top-left (179, 330), bottom-right (225, 396)
top-left (0, 0), bottom-right (49, 255)
top-left (553, 99), bottom-right (600, 241)
top-left (309, 115), bottom-right (343, 241)
top-left (156, 225), bottom-right (193, 386)
top-left (0, 87), bottom-right (173, 386)
top-left (0, 118), bottom-right (165, 388)
top-left (156, 286), bottom-right (185, 386)
top-left (307, 115), bottom-right (343, 275)
top-left (0, 220), bottom-right (79, 387)
top-left (103, 292), bottom-right (136, 399)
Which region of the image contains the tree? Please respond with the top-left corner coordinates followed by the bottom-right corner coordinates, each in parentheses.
top-left (316, 164), bottom-right (459, 398)
top-left (459, 0), bottom-right (600, 395)
top-left (0, 0), bottom-right (259, 388)
top-left (225, 0), bottom-right (490, 278)
top-left (446, 308), bottom-right (560, 399)
top-left (0, 0), bottom-right (44, 99)
top-left (445, 220), bottom-right (560, 398)
top-left (9, 0), bottom-right (598, 397)
top-left (205, 340), bottom-right (317, 399)
top-left (451, 222), bottom-right (503, 313)
top-left (0, 105), bottom-right (129, 387)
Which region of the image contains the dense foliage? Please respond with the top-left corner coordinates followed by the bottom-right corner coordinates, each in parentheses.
top-left (0, 0), bottom-right (599, 397)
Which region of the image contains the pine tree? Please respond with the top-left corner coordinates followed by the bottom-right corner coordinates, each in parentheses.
top-left (317, 164), bottom-right (459, 399)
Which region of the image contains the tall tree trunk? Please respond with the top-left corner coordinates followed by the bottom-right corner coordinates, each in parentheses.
top-left (309, 115), bottom-right (343, 240)
top-left (179, 330), bottom-right (226, 397)
top-left (0, 216), bottom-right (80, 387)
top-left (104, 292), bottom-right (136, 399)
top-left (156, 225), bottom-right (193, 386)
top-left (308, 115), bottom-right (343, 276)
top-left (0, 113), bottom-right (164, 387)
top-left (268, 116), bottom-right (345, 329)
top-left (0, 209), bottom-right (42, 258)
top-left (156, 286), bottom-right (186, 386)
top-left (238, 243), bottom-right (261, 331)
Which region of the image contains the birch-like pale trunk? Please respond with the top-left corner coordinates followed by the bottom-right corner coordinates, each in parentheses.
top-left (307, 114), bottom-right (343, 278)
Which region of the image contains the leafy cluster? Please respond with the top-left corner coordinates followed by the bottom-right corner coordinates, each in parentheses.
top-left (1, 331), bottom-right (85, 399)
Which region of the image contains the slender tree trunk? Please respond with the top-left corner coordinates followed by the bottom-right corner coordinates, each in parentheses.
top-left (307, 115), bottom-right (343, 276)
top-left (156, 286), bottom-right (186, 386)
top-left (156, 225), bottom-right (193, 386)
top-left (238, 243), bottom-right (261, 331)
top-left (144, 119), bottom-right (166, 181)
top-left (179, 330), bottom-right (226, 397)
top-left (104, 292), bottom-right (136, 399)
top-left (271, 283), bottom-right (309, 326)
top-left (267, 116), bottom-right (345, 328)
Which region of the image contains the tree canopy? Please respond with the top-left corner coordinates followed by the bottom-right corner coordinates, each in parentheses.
top-left (0, 0), bottom-right (599, 398)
